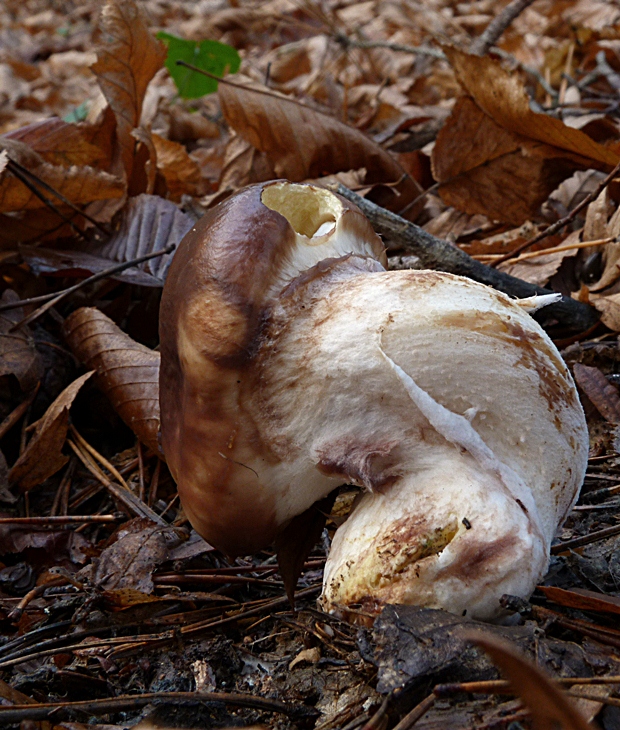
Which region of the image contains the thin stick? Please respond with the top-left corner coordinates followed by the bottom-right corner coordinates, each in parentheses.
top-left (391, 694), bottom-right (435, 730)
top-left (337, 38), bottom-right (444, 59)
top-left (137, 440), bottom-right (145, 502)
top-left (333, 184), bottom-right (598, 332)
top-left (70, 424), bottom-right (130, 490)
top-left (5, 160), bottom-right (89, 242)
top-left (0, 243), bottom-right (175, 319)
top-left (491, 161), bottom-right (620, 267)
top-left (0, 691), bottom-right (310, 724)
top-left (148, 458), bottom-right (161, 507)
top-left (7, 157), bottom-right (110, 235)
top-left (67, 439), bottom-right (166, 525)
top-left (434, 676), bottom-right (620, 696)
top-left (470, 0), bottom-right (537, 56)
top-left (567, 691), bottom-right (620, 708)
top-left (473, 237), bottom-right (614, 263)
top-left (0, 515), bottom-right (121, 525)
top-left (0, 384), bottom-right (39, 441)
top-left (551, 523), bottom-right (620, 553)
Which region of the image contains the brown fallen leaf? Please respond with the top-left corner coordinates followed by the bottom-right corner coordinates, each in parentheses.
top-left (218, 135), bottom-right (277, 192)
top-left (432, 96), bottom-right (598, 224)
top-left (498, 229), bottom-right (582, 287)
top-left (63, 308), bottom-right (161, 455)
top-left (444, 47), bottom-right (619, 167)
top-left (8, 371), bottom-right (94, 492)
top-left (152, 133), bottom-right (202, 201)
top-left (91, 0), bottom-right (166, 180)
top-left (432, 48), bottom-right (620, 223)
top-left (471, 633), bottom-right (592, 730)
top-left (92, 517), bottom-right (180, 593)
top-left (0, 138), bottom-right (124, 213)
top-left (0, 521), bottom-right (89, 565)
top-left (3, 116), bottom-right (108, 168)
top-left (21, 194), bottom-right (193, 287)
top-left (0, 290), bottom-right (41, 392)
top-left (572, 363), bottom-right (620, 424)
top-left (218, 77), bottom-right (421, 210)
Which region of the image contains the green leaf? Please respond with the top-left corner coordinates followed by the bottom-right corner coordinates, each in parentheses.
top-left (157, 32), bottom-right (240, 99)
top-left (63, 102), bottom-right (89, 123)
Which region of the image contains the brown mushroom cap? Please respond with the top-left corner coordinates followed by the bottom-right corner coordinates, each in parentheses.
top-left (159, 181), bottom-right (385, 555)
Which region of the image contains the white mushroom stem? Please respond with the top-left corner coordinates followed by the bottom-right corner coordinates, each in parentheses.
top-left (255, 269), bottom-right (586, 621)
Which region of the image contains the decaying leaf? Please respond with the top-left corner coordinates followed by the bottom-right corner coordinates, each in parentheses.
top-left (0, 523), bottom-right (89, 566)
top-left (444, 47), bottom-right (620, 167)
top-left (0, 290), bottom-right (41, 392)
top-left (432, 48), bottom-right (620, 223)
top-left (63, 308), bottom-right (161, 454)
top-left (218, 77), bottom-right (421, 209)
top-left (0, 138), bottom-right (124, 213)
top-left (472, 634), bottom-right (592, 730)
top-left (4, 116), bottom-right (108, 168)
top-left (91, 0), bottom-right (166, 179)
top-left (9, 371), bottom-right (94, 491)
top-left (21, 194), bottom-right (194, 287)
top-left (92, 518), bottom-right (180, 593)
top-left (152, 133), bottom-right (202, 200)
top-left (573, 363), bottom-right (620, 424)
top-left (432, 96), bottom-right (588, 224)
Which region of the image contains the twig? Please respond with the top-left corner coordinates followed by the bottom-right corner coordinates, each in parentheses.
top-left (70, 425), bottom-right (130, 490)
top-left (0, 384), bottom-right (39, 441)
top-left (0, 690), bottom-right (313, 723)
top-left (435, 676), bottom-right (620, 696)
top-left (106, 585), bottom-right (322, 662)
top-left (67, 439), bottom-right (167, 525)
top-left (567, 691), bottom-right (620, 708)
top-left (4, 160), bottom-right (90, 242)
top-left (391, 694), bottom-right (435, 730)
top-left (470, 0), bottom-right (537, 56)
top-left (332, 184), bottom-right (598, 332)
top-left (491, 160), bottom-right (620, 267)
top-left (474, 237), bottom-right (614, 263)
top-left (551, 523), bottom-right (620, 553)
top-left (336, 38), bottom-right (445, 59)
top-left (0, 515), bottom-right (121, 525)
top-left (7, 157), bottom-right (110, 235)
top-left (333, 35), bottom-right (555, 98)
top-left (0, 243), bottom-right (175, 324)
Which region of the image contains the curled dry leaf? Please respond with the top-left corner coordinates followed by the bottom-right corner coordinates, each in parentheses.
top-left (0, 138), bottom-right (124, 213)
top-left (444, 47), bottom-right (619, 167)
top-left (572, 363), bottom-right (620, 424)
top-left (432, 97), bottom-right (585, 224)
top-left (433, 48), bottom-right (620, 223)
top-left (8, 371), bottom-right (94, 492)
top-left (218, 78), bottom-right (421, 209)
top-left (0, 290), bottom-right (41, 392)
top-left (3, 116), bottom-right (108, 168)
top-left (471, 633), bottom-right (592, 730)
top-left (21, 194), bottom-right (194, 287)
top-left (63, 307), bottom-right (161, 454)
top-left (152, 133), bottom-right (202, 200)
top-left (91, 0), bottom-right (166, 180)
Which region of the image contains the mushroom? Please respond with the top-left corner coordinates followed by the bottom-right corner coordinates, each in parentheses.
top-left (159, 180), bottom-right (588, 620)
